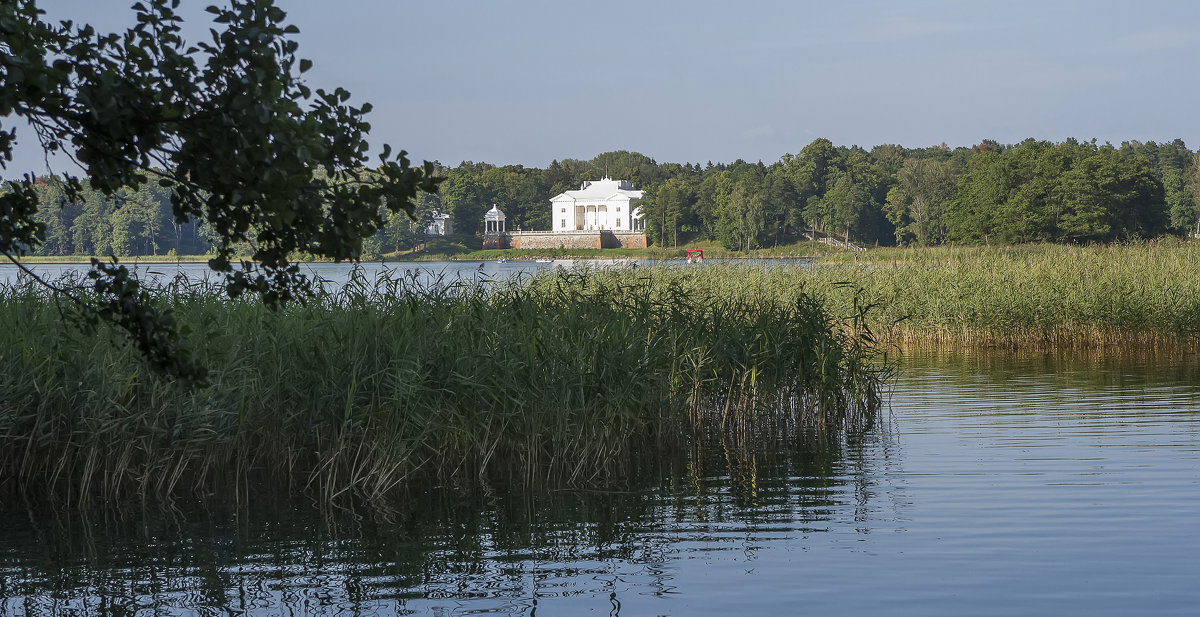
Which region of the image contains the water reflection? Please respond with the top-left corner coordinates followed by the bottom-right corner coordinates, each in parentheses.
top-left (0, 426), bottom-right (898, 616)
top-left (3, 353), bottom-right (1199, 616)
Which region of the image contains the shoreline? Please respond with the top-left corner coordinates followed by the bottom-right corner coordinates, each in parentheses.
top-left (0, 265), bottom-right (882, 506)
top-left (5, 254), bottom-right (816, 265)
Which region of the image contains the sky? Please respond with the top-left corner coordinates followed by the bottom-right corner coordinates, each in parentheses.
top-left (6, 0), bottom-right (1200, 175)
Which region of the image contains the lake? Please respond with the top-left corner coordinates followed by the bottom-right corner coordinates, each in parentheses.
top-left (0, 257), bottom-right (812, 291)
top-left (2, 352), bottom-right (1197, 616)
top-left (0, 260), bottom-right (566, 290)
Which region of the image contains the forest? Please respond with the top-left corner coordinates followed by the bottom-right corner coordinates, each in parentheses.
top-left (14, 137), bottom-right (1200, 257)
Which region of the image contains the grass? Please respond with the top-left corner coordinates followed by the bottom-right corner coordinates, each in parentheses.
top-left (0, 265), bottom-right (885, 508)
top-left (9, 240), bottom-right (1191, 507)
top-left (735, 240), bottom-right (1200, 352)
top-left (450, 239), bottom-right (1200, 352)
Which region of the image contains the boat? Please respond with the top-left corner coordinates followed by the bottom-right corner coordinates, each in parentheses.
top-left (534, 257), bottom-right (553, 263)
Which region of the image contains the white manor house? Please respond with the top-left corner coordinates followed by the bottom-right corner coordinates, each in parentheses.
top-left (482, 177), bottom-right (648, 250)
top-left (551, 177), bottom-right (646, 232)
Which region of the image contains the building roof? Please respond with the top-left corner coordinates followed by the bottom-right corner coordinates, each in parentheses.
top-left (552, 177), bottom-right (644, 202)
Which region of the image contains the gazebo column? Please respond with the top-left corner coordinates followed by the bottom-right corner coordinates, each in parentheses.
top-left (483, 204), bottom-right (507, 236)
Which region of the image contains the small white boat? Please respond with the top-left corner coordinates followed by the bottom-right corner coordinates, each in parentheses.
top-left (534, 257), bottom-right (553, 263)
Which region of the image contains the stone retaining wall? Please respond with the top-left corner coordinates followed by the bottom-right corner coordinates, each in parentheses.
top-left (484, 231), bottom-right (647, 250)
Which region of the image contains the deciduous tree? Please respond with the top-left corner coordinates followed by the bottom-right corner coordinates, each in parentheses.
top-left (1, 0), bottom-right (440, 380)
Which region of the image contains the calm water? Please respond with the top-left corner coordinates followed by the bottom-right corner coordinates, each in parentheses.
top-left (0, 260), bottom-right (563, 289)
top-left (0, 258), bottom-right (812, 290)
top-left (2, 354), bottom-right (1199, 616)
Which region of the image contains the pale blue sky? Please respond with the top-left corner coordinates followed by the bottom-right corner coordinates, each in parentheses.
top-left (6, 0), bottom-right (1200, 174)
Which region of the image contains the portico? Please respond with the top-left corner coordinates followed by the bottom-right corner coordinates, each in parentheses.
top-left (480, 178), bottom-right (648, 250)
top-left (550, 178), bottom-right (645, 232)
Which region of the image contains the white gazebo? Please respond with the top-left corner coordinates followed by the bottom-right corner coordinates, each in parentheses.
top-left (483, 204), bottom-right (507, 234)
top-left (550, 178), bottom-right (645, 232)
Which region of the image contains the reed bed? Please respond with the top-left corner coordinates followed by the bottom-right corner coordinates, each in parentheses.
top-left (804, 242), bottom-right (1200, 352)
top-left (0, 266), bottom-right (884, 507)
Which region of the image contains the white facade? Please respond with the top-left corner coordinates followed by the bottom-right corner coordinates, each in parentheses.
top-left (426, 211), bottom-right (452, 236)
top-left (550, 178), bottom-right (645, 232)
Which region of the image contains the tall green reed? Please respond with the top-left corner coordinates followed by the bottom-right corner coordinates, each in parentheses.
top-left (803, 241), bottom-right (1200, 351)
top-left (0, 264), bottom-right (885, 507)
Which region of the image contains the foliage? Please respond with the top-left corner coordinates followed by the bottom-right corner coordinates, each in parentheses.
top-left (945, 139), bottom-right (1168, 244)
top-left (14, 136), bottom-right (1198, 275)
top-left (885, 157), bottom-right (956, 245)
top-left (1, 0), bottom-right (439, 379)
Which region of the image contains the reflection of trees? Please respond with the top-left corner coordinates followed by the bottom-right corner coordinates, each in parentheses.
top-left (902, 350), bottom-right (1200, 416)
top-left (0, 422), bottom-right (900, 615)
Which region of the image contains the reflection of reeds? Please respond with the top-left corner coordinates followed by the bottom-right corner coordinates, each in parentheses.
top-left (0, 265), bottom-right (885, 507)
top-left (1, 410), bottom-right (881, 613)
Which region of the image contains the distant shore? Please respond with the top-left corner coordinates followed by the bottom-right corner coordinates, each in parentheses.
top-left (6, 250), bottom-right (821, 265)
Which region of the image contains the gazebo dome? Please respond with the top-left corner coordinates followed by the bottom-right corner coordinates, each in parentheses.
top-left (484, 204), bottom-right (506, 222)
top-left (483, 204), bottom-right (507, 234)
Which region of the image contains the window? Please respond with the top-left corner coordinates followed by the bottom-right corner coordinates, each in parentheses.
top-left (561, 219), bottom-right (566, 228)
top-left (616, 207), bottom-right (621, 212)
top-left (561, 208), bottom-right (566, 213)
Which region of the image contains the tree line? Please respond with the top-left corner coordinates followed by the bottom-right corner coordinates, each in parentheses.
top-left (633, 138), bottom-right (1196, 250)
top-left (15, 138), bottom-right (1200, 257)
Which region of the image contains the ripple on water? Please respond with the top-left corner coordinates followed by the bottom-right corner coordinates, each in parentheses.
top-left (2, 353), bottom-right (1199, 616)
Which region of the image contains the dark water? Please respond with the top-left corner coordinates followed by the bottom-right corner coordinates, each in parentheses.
top-left (2, 354), bottom-right (1198, 616)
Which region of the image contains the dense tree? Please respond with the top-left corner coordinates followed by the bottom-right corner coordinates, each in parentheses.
top-left (694, 171), bottom-right (733, 242)
top-left (592, 150), bottom-right (663, 187)
top-left (884, 158), bottom-right (956, 246)
top-left (946, 149), bottom-right (1006, 243)
top-left (783, 138), bottom-right (836, 232)
top-left (438, 166), bottom-right (491, 237)
top-left (480, 165), bottom-right (549, 231)
top-left (1, 0), bottom-right (440, 379)
top-left (947, 140), bottom-right (1168, 244)
top-left (761, 168), bottom-right (799, 246)
top-left (10, 89), bottom-right (1192, 295)
top-left (1185, 154), bottom-right (1200, 235)
top-left (643, 176), bottom-right (694, 248)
